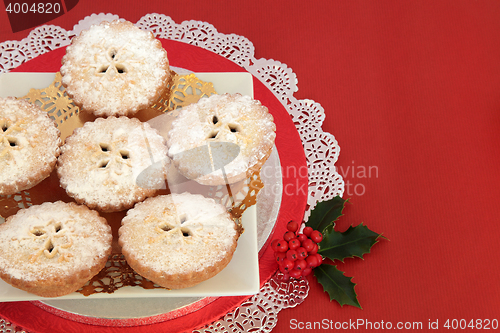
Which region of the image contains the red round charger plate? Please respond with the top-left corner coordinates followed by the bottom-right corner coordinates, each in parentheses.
top-left (0, 39), bottom-right (308, 332)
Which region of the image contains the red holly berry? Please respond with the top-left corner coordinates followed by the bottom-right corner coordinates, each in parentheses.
top-left (296, 247), bottom-right (308, 260)
top-left (275, 252), bottom-right (286, 264)
top-left (289, 269), bottom-right (302, 279)
top-left (297, 233), bottom-right (307, 243)
top-left (280, 258), bottom-right (294, 273)
top-left (288, 238), bottom-right (300, 251)
top-left (283, 231), bottom-right (296, 242)
top-left (303, 226), bottom-right (313, 237)
top-left (294, 259), bottom-right (308, 271)
top-left (276, 240), bottom-right (288, 253)
top-left (313, 253), bottom-right (323, 265)
top-left (308, 243), bottom-right (319, 255)
top-left (301, 238), bottom-right (315, 252)
top-left (310, 230), bottom-right (323, 243)
top-left (302, 267), bottom-right (312, 277)
top-left (286, 249), bottom-right (298, 261)
top-left (306, 255), bottom-right (320, 268)
top-left (286, 220), bottom-right (299, 233)
top-left (270, 239), bottom-right (280, 252)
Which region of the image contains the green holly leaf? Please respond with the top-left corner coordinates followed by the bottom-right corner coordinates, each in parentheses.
top-left (314, 264), bottom-right (361, 308)
top-left (318, 223), bottom-right (381, 262)
top-left (306, 196), bottom-right (347, 233)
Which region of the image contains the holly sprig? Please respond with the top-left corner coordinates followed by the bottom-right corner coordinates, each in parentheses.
top-left (272, 196), bottom-right (383, 309)
top-left (307, 196), bottom-right (383, 308)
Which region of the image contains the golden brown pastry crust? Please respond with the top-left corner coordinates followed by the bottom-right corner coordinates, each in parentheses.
top-left (166, 93), bottom-right (276, 186)
top-left (118, 193), bottom-right (239, 289)
top-left (0, 201), bottom-right (112, 297)
top-left (57, 116), bottom-right (169, 213)
top-left (60, 20), bottom-right (171, 117)
top-left (0, 97), bottom-right (61, 195)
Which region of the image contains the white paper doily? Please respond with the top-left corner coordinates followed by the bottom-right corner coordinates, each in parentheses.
top-left (0, 13), bottom-right (344, 333)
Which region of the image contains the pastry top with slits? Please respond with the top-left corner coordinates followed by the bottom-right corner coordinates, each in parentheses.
top-left (0, 97), bottom-right (61, 195)
top-left (166, 93), bottom-right (276, 185)
top-left (60, 20), bottom-right (171, 117)
top-left (0, 201), bottom-right (112, 283)
top-left (57, 116), bottom-right (169, 212)
top-left (119, 193), bottom-right (238, 275)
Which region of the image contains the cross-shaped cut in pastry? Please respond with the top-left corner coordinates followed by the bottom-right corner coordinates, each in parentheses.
top-left (166, 93), bottom-right (276, 186)
top-left (92, 46), bottom-right (136, 77)
top-left (57, 116), bottom-right (169, 212)
top-left (90, 133), bottom-right (132, 178)
top-left (206, 112), bottom-right (243, 141)
top-left (148, 208), bottom-right (203, 250)
top-left (27, 219), bottom-right (75, 263)
top-left (60, 20), bottom-right (171, 117)
top-left (118, 193), bottom-right (239, 290)
top-left (0, 201), bottom-right (112, 297)
top-left (0, 117), bottom-right (26, 160)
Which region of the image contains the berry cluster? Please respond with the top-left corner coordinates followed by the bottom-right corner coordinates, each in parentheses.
top-left (271, 221), bottom-right (324, 280)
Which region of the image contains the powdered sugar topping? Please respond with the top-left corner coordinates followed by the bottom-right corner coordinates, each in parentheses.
top-left (167, 94), bottom-right (276, 185)
top-left (57, 116), bottom-right (169, 211)
top-left (0, 201), bottom-right (111, 282)
top-left (60, 20), bottom-right (170, 117)
top-left (120, 193), bottom-right (238, 275)
top-left (0, 97), bottom-right (61, 194)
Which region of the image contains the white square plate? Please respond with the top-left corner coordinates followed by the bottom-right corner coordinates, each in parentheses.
top-left (0, 72), bottom-right (260, 301)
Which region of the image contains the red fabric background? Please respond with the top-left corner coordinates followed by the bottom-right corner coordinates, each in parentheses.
top-left (1, 1), bottom-right (500, 332)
